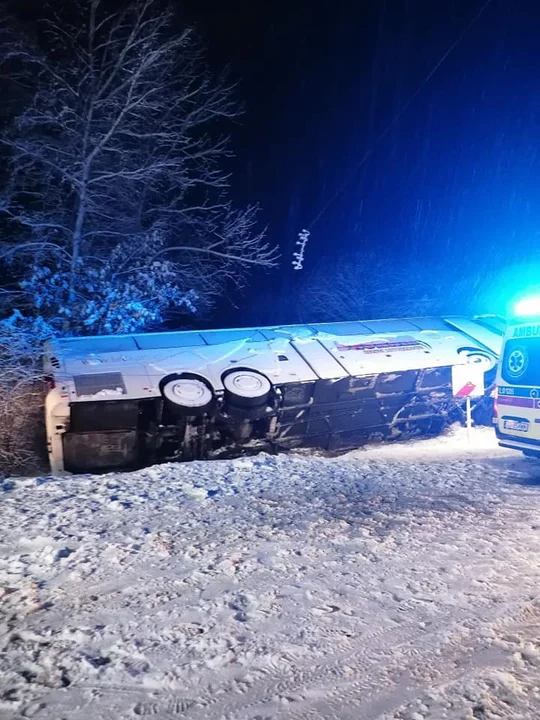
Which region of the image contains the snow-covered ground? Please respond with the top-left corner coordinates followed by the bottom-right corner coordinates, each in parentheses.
top-left (2, 428), bottom-right (540, 719)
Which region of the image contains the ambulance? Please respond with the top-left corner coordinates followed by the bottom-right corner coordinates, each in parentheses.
top-left (495, 299), bottom-right (540, 457)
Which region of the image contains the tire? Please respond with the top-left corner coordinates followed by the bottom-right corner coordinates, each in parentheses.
top-left (161, 374), bottom-right (215, 416)
top-left (457, 347), bottom-right (496, 371)
top-left (222, 369), bottom-right (271, 409)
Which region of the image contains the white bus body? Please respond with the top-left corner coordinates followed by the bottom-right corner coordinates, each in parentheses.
top-left (44, 315), bottom-right (505, 474)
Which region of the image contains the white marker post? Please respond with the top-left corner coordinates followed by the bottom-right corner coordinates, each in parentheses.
top-left (466, 396), bottom-right (472, 442)
top-left (451, 363), bottom-right (485, 444)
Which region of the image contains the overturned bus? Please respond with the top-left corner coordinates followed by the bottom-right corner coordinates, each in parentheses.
top-left (44, 315), bottom-right (505, 474)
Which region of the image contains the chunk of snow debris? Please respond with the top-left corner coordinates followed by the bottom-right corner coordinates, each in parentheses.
top-left (55, 547), bottom-right (74, 561)
top-left (77, 387), bottom-right (125, 399)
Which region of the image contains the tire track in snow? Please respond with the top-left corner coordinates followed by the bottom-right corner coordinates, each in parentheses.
top-left (4, 430), bottom-right (540, 719)
top-left (110, 592), bottom-right (540, 720)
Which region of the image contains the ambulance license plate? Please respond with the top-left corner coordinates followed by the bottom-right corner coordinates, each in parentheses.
top-left (504, 419), bottom-right (529, 432)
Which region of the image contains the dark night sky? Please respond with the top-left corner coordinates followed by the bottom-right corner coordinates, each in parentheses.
top-left (9, 0), bottom-right (540, 326)
top-left (178, 0), bottom-right (540, 325)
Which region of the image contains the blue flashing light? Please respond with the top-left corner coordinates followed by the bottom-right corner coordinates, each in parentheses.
top-left (514, 295), bottom-right (540, 318)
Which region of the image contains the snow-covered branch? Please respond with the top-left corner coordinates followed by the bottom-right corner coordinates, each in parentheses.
top-left (0, 0), bottom-right (277, 335)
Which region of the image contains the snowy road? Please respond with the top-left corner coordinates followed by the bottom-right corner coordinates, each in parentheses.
top-left (2, 428), bottom-right (540, 719)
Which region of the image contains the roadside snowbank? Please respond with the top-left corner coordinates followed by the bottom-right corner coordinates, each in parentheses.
top-left (2, 427), bottom-right (540, 719)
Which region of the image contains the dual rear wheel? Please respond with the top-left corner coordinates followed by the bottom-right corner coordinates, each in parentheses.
top-left (161, 369), bottom-right (271, 416)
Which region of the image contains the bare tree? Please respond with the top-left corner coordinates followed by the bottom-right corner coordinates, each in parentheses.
top-left (0, 0), bottom-right (277, 335)
top-left (0, 312), bottom-right (49, 475)
top-left (296, 252), bottom-right (486, 323)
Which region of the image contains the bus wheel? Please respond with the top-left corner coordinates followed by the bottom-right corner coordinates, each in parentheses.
top-left (222, 369), bottom-right (271, 408)
top-left (457, 347), bottom-right (495, 370)
top-left (161, 374), bottom-right (215, 416)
